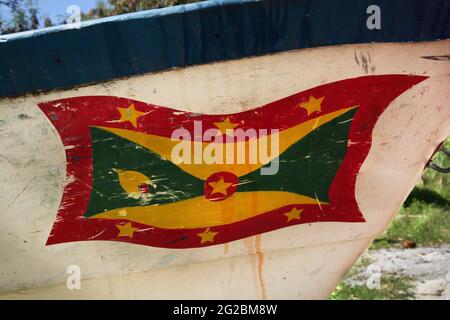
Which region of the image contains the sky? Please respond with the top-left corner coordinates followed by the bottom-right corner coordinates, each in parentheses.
top-left (1, 0), bottom-right (98, 23)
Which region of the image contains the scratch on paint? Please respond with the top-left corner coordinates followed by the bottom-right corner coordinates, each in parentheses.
top-left (361, 53), bottom-right (369, 74)
top-left (338, 118), bottom-right (353, 125)
top-left (236, 179), bottom-right (254, 186)
top-left (87, 228), bottom-right (108, 240)
top-left (314, 192), bottom-right (323, 213)
top-left (165, 235), bottom-right (188, 245)
top-left (354, 51), bottom-right (376, 74)
top-left (309, 265), bottom-right (325, 276)
top-left (353, 51), bottom-right (360, 65)
top-left (70, 174), bottom-right (106, 197)
top-left (137, 227), bottom-right (155, 232)
top-left (7, 175), bottom-right (37, 211)
top-left (312, 117), bottom-right (320, 130)
top-left (421, 55), bottom-right (450, 61)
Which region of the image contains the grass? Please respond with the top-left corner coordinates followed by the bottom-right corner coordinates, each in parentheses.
top-left (330, 275), bottom-right (415, 300)
top-left (371, 199), bottom-right (450, 249)
top-left (330, 138), bottom-right (450, 299)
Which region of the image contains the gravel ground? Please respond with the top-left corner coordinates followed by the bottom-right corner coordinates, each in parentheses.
top-left (346, 244), bottom-right (450, 300)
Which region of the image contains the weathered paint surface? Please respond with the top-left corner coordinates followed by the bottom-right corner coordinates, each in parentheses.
top-left (1, 39), bottom-right (449, 298)
top-left (37, 75), bottom-right (425, 249)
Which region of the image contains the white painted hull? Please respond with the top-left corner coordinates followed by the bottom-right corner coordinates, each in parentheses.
top-left (0, 40), bottom-right (449, 299)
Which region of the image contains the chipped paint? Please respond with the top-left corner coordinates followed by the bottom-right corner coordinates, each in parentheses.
top-left (0, 40), bottom-right (449, 299)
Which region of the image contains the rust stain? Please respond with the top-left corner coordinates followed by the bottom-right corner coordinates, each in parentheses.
top-left (255, 235), bottom-right (267, 300)
top-left (242, 193), bottom-right (267, 299)
top-left (243, 237), bottom-right (258, 297)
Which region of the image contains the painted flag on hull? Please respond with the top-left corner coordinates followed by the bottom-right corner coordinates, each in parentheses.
top-left (39, 75), bottom-right (426, 248)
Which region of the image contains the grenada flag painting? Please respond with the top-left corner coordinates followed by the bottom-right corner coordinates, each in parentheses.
top-left (38, 75), bottom-right (426, 249)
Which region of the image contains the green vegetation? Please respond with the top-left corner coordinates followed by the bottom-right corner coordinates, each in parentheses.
top-left (84, 0), bottom-right (201, 20)
top-left (331, 275), bottom-right (415, 300)
top-left (371, 200), bottom-right (450, 249)
top-left (0, 0), bottom-right (41, 34)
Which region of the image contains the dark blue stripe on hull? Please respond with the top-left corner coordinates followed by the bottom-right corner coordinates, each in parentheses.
top-left (0, 0), bottom-right (449, 98)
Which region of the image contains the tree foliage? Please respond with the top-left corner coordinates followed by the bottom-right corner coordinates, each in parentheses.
top-left (0, 0), bottom-right (52, 34)
top-left (0, 0), bottom-right (200, 34)
top-left (95, 0), bottom-right (200, 16)
top-left (84, 0), bottom-right (200, 19)
top-left (0, 0), bottom-right (21, 10)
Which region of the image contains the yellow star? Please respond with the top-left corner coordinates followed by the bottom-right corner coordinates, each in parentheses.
top-left (116, 222), bottom-right (139, 237)
top-left (117, 103), bottom-right (146, 127)
top-left (198, 228), bottom-right (218, 244)
top-left (284, 208), bottom-right (303, 222)
top-left (213, 117), bottom-right (239, 135)
top-left (208, 177), bottom-right (233, 195)
top-left (299, 96), bottom-right (324, 116)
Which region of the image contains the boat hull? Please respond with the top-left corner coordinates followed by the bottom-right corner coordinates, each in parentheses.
top-left (0, 40), bottom-right (449, 299)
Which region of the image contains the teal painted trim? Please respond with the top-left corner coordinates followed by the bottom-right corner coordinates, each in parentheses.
top-left (0, 0), bottom-right (449, 98)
